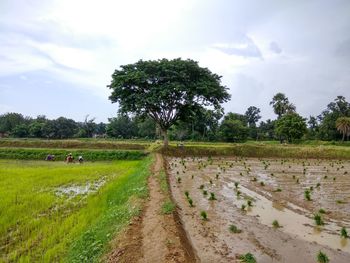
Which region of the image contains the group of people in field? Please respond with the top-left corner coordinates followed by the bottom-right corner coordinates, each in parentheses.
top-left (45, 153), bottom-right (84, 163)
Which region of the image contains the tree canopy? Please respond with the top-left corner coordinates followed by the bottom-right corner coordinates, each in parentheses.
top-left (275, 112), bottom-right (307, 142)
top-left (108, 58), bottom-right (231, 145)
top-left (270, 93), bottom-right (296, 118)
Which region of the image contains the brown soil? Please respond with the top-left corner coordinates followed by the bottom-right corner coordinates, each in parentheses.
top-left (107, 154), bottom-right (196, 263)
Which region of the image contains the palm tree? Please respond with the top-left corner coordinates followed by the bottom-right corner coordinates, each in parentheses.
top-left (270, 93), bottom-right (295, 118)
top-left (336, 117), bottom-right (350, 141)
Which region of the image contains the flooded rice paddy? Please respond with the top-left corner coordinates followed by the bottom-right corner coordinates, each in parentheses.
top-left (167, 157), bottom-right (350, 263)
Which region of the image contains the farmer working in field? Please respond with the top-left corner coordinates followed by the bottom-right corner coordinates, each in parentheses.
top-left (45, 154), bottom-right (55, 161)
top-left (66, 153), bottom-right (74, 163)
top-left (78, 155), bottom-right (84, 164)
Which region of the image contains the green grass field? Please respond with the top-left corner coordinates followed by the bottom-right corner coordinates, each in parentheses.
top-left (0, 157), bottom-right (152, 262)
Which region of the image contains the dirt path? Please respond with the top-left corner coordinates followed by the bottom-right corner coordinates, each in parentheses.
top-left (107, 154), bottom-right (196, 263)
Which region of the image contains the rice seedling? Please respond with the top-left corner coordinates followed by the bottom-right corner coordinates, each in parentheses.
top-left (185, 191), bottom-right (189, 198)
top-left (317, 251), bottom-right (329, 263)
top-left (247, 200), bottom-right (253, 207)
top-left (209, 192), bottom-right (217, 201)
top-left (203, 190), bottom-right (208, 196)
top-left (239, 252), bottom-right (256, 263)
top-left (318, 208), bottom-right (326, 214)
top-left (273, 188), bottom-right (282, 192)
top-left (209, 179), bottom-right (213, 184)
top-left (199, 184), bottom-right (204, 190)
top-left (260, 181), bottom-right (265, 186)
top-left (340, 227), bottom-right (348, 238)
top-left (234, 181), bottom-right (239, 188)
top-left (200, 211), bottom-right (208, 220)
top-left (336, 200), bottom-right (346, 204)
top-left (241, 204), bottom-right (246, 211)
top-left (314, 214), bottom-right (324, 226)
top-left (229, 224), bottom-right (242, 233)
top-left (177, 177), bottom-right (182, 183)
top-left (188, 198), bottom-right (194, 207)
top-left (0, 157), bottom-right (151, 262)
top-left (272, 220), bottom-right (281, 228)
top-left (304, 190), bottom-right (311, 201)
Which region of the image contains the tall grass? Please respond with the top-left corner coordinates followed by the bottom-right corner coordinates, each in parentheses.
top-left (0, 158), bottom-right (151, 262)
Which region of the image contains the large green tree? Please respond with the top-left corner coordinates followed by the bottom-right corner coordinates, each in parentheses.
top-left (106, 114), bottom-right (137, 139)
top-left (108, 58), bottom-right (230, 146)
top-left (0, 113), bottom-right (27, 134)
top-left (245, 106), bottom-right (261, 140)
top-left (318, 96), bottom-right (350, 140)
top-left (275, 112), bottom-right (307, 142)
top-left (219, 113), bottom-right (249, 142)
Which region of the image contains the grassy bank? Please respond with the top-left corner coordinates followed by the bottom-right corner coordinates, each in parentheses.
top-left (0, 148), bottom-right (147, 161)
top-left (0, 138), bottom-right (149, 150)
top-left (0, 157), bottom-right (152, 262)
top-left (162, 144), bottom-right (350, 159)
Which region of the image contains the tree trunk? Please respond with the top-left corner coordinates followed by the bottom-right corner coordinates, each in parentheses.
top-left (342, 132), bottom-right (345, 142)
top-left (161, 129), bottom-right (169, 147)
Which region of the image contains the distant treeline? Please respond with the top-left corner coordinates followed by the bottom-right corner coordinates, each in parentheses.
top-left (1, 94), bottom-right (349, 142)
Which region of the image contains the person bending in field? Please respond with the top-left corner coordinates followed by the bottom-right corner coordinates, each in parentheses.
top-left (66, 153), bottom-right (74, 163)
top-left (78, 155), bottom-right (84, 164)
top-left (46, 154), bottom-right (55, 161)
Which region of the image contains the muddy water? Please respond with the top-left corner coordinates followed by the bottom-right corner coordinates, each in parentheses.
top-left (222, 183), bottom-right (349, 252)
top-left (55, 178), bottom-right (106, 198)
top-left (167, 157), bottom-right (350, 263)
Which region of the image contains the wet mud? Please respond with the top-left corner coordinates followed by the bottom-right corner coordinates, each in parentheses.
top-left (166, 157), bottom-right (350, 262)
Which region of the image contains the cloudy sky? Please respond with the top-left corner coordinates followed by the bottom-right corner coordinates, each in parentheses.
top-left (1, 0), bottom-right (350, 122)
